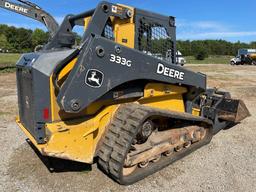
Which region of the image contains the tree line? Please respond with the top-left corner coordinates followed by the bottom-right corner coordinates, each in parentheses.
top-left (177, 40), bottom-right (256, 57)
top-left (0, 24), bottom-right (49, 53)
top-left (1, 24), bottom-right (256, 57)
top-left (0, 24), bottom-right (81, 53)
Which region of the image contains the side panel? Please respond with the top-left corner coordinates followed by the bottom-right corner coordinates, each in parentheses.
top-left (16, 50), bottom-right (76, 143)
top-left (114, 5), bottom-right (135, 48)
top-left (17, 105), bottom-right (119, 163)
top-left (139, 83), bottom-right (187, 112)
top-left (16, 66), bottom-right (35, 137)
top-left (57, 36), bottom-right (206, 113)
top-left (114, 22), bottom-right (135, 48)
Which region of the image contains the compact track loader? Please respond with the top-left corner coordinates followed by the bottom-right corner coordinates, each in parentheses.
top-left (1, 0), bottom-right (250, 185)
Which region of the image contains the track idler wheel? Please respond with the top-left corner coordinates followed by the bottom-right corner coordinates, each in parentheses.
top-left (136, 120), bottom-right (154, 144)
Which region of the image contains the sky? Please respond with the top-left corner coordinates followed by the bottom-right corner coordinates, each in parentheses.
top-left (0, 0), bottom-right (256, 43)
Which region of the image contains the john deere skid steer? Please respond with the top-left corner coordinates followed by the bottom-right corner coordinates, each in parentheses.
top-left (0, 0), bottom-right (250, 185)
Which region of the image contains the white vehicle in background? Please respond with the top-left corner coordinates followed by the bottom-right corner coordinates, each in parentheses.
top-left (165, 50), bottom-right (186, 66)
top-left (230, 56), bottom-right (242, 65)
top-left (176, 50), bottom-right (186, 66)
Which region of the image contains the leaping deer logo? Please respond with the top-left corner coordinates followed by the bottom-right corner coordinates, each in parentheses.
top-left (88, 71), bottom-right (100, 86)
top-left (85, 69), bottom-right (104, 88)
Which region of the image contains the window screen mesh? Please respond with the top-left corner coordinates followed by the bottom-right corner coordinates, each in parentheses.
top-left (138, 20), bottom-right (175, 63)
top-left (103, 20), bottom-right (115, 41)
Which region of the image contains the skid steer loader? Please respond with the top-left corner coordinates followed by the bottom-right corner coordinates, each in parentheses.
top-left (0, 0), bottom-right (250, 185)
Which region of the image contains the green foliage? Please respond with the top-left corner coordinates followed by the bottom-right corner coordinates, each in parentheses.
top-left (0, 24), bottom-right (50, 53)
top-left (195, 49), bottom-right (209, 60)
top-left (177, 39), bottom-right (256, 56)
top-left (5, 26), bottom-right (33, 52)
top-left (1, 24), bottom-right (256, 60)
top-left (73, 32), bottom-right (82, 45)
top-left (185, 55), bottom-right (233, 64)
top-left (0, 34), bottom-right (11, 51)
top-left (32, 29), bottom-right (49, 48)
top-left (140, 36), bottom-right (172, 58)
top-left (151, 38), bottom-right (172, 55)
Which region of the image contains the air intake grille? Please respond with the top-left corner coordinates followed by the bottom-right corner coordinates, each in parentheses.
top-left (138, 20), bottom-right (175, 63)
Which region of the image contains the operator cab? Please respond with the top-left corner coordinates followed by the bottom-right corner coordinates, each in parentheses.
top-left (44, 3), bottom-right (177, 64)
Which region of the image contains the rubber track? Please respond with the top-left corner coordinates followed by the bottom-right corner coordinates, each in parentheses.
top-left (97, 103), bottom-right (212, 185)
top-left (97, 104), bottom-right (141, 175)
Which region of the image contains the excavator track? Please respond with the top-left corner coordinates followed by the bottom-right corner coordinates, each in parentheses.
top-left (97, 103), bottom-right (213, 185)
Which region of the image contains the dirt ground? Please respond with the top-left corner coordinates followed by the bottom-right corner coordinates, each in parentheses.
top-left (0, 64), bottom-right (255, 192)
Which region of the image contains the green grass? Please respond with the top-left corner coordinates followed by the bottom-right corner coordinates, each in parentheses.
top-left (185, 55), bottom-right (234, 64)
top-left (0, 53), bottom-right (21, 72)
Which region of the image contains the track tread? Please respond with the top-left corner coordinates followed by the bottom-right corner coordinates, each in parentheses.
top-left (97, 104), bottom-right (142, 181)
top-left (97, 103), bottom-right (212, 185)
top-left (97, 104), bottom-right (139, 175)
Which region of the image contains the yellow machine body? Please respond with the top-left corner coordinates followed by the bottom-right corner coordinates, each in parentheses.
top-left (10, 1), bottom-right (250, 184)
top-left (15, 4), bottom-right (200, 163)
top-left (17, 82), bottom-right (189, 163)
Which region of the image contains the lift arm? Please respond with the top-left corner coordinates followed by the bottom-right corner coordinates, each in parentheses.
top-left (0, 0), bottom-right (59, 37)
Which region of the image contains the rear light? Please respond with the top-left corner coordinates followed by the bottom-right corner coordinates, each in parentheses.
top-left (43, 108), bottom-right (49, 120)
